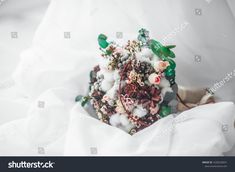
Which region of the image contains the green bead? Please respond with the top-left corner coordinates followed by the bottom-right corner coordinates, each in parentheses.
top-left (165, 67), bottom-right (175, 76)
top-left (160, 46), bottom-right (171, 57)
top-left (168, 59), bottom-right (176, 69)
top-left (98, 34), bottom-right (109, 49)
top-left (159, 47), bottom-right (175, 58)
top-left (168, 50), bottom-right (175, 58)
top-left (150, 40), bottom-right (176, 59)
top-left (150, 39), bottom-right (163, 57)
top-left (164, 45), bottom-right (176, 58)
top-left (165, 45), bottom-right (176, 49)
top-left (159, 106), bottom-right (171, 117)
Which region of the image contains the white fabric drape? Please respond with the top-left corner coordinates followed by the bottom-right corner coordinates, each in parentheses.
top-left (0, 0), bottom-right (235, 155)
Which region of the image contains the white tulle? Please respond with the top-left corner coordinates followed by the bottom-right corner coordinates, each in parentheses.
top-left (0, 0), bottom-right (235, 155)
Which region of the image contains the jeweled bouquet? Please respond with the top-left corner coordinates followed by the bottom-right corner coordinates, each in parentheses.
top-left (76, 29), bottom-right (178, 134)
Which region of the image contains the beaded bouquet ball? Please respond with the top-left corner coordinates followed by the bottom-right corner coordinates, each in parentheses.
top-left (76, 29), bottom-right (178, 135)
